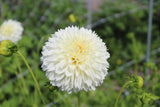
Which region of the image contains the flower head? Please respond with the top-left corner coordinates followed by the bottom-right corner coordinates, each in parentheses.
top-left (0, 19), bottom-right (23, 43)
top-left (41, 26), bottom-right (110, 93)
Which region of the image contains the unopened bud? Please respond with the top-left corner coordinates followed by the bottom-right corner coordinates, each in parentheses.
top-left (69, 14), bottom-right (76, 23)
top-left (133, 76), bottom-right (143, 89)
top-left (139, 93), bottom-right (159, 104)
top-left (0, 40), bottom-right (17, 57)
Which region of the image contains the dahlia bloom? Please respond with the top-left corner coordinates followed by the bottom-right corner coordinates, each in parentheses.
top-left (0, 19), bottom-right (23, 43)
top-left (41, 26), bottom-right (110, 93)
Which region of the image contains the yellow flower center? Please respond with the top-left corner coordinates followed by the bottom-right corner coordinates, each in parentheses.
top-left (70, 40), bottom-right (89, 65)
top-left (0, 24), bottom-right (14, 36)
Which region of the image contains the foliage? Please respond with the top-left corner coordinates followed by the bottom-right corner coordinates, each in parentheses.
top-left (0, 0), bottom-right (160, 107)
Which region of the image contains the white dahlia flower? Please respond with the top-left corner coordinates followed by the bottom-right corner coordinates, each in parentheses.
top-left (41, 26), bottom-right (110, 93)
top-left (0, 19), bottom-right (23, 43)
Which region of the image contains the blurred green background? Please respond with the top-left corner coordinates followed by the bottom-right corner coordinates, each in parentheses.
top-left (0, 0), bottom-right (160, 107)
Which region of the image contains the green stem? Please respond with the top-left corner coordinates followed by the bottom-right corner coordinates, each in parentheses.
top-left (37, 37), bottom-right (44, 54)
top-left (154, 68), bottom-right (158, 83)
top-left (34, 64), bottom-right (39, 106)
top-left (15, 71), bottom-right (26, 96)
top-left (17, 51), bottom-right (46, 105)
top-left (134, 61), bottom-right (138, 76)
top-left (0, 66), bottom-right (2, 78)
top-left (16, 57), bottom-right (29, 96)
top-left (77, 92), bottom-right (81, 107)
top-left (52, 91), bottom-right (55, 107)
top-left (34, 88), bottom-right (38, 107)
top-left (114, 81), bottom-right (133, 107)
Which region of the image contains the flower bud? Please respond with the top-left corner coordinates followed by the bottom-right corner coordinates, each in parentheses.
top-left (133, 76), bottom-right (143, 89)
top-left (44, 82), bottom-right (58, 92)
top-left (139, 93), bottom-right (159, 104)
top-left (69, 14), bottom-right (76, 23)
top-left (0, 40), bottom-right (17, 57)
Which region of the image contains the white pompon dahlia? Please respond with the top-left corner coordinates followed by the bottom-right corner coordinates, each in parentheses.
top-left (0, 19), bottom-right (23, 43)
top-left (41, 26), bottom-right (110, 93)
